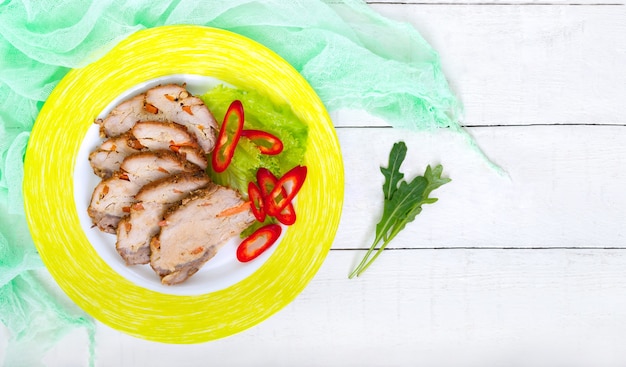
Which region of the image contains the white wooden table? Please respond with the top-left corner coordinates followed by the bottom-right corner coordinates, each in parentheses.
top-left (4, 1), bottom-right (626, 366)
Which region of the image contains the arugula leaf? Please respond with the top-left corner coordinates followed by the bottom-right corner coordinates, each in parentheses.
top-left (349, 141), bottom-right (451, 278)
top-left (381, 141), bottom-right (406, 201)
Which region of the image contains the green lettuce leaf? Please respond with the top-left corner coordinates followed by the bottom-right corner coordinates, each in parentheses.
top-left (200, 85), bottom-right (308, 197)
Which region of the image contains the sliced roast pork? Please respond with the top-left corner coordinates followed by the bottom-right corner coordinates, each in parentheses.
top-left (130, 121), bottom-right (207, 169)
top-left (145, 84), bottom-right (218, 153)
top-left (150, 185), bottom-right (255, 285)
top-left (89, 121), bottom-right (207, 178)
top-left (120, 150), bottom-right (199, 187)
top-left (96, 94), bottom-right (167, 137)
top-left (95, 84), bottom-right (217, 152)
top-left (87, 174), bottom-right (138, 234)
top-left (88, 150), bottom-right (201, 233)
top-left (88, 133), bottom-right (143, 178)
top-left (116, 172), bottom-right (211, 265)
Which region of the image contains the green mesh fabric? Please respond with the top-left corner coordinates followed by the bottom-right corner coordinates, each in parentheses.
top-left (1, 0), bottom-right (467, 365)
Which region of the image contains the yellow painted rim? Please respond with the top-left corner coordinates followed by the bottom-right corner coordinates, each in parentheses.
top-left (23, 25), bottom-right (344, 343)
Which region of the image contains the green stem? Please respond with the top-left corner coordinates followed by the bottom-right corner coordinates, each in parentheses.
top-left (348, 233), bottom-right (383, 279)
top-left (354, 238), bottom-right (391, 277)
top-left (354, 223), bottom-right (404, 277)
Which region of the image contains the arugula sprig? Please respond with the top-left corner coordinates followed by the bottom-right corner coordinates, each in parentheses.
top-left (349, 141), bottom-right (451, 278)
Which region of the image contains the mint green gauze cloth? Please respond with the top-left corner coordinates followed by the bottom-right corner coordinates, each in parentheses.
top-left (0, 0), bottom-right (465, 366)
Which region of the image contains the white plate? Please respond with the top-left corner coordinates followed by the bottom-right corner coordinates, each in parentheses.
top-left (73, 74), bottom-right (282, 296)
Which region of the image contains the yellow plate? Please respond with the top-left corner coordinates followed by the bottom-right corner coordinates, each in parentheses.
top-left (23, 25), bottom-right (343, 343)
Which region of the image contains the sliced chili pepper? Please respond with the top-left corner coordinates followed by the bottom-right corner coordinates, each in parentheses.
top-left (236, 224), bottom-right (282, 262)
top-left (256, 166), bottom-right (303, 223)
top-left (248, 182), bottom-right (266, 222)
top-left (265, 165), bottom-right (307, 215)
top-left (212, 100), bottom-right (244, 173)
top-left (256, 168), bottom-right (282, 216)
top-left (241, 129), bottom-right (284, 155)
top-left (256, 168), bottom-right (278, 197)
top-left (275, 201), bottom-right (296, 226)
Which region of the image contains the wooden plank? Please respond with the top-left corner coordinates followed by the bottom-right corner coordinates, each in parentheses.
top-left (58, 249), bottom-right (626, 366)
top-left (331, 4), bottom-right (626, 127)
top-left (334, 125), bottom-right (626, 249)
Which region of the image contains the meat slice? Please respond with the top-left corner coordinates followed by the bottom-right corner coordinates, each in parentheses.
top-left (150, 185), bottom-right (255, 285)
top-left (145, 84), bottom-right (218, 153)
top-left (120, 150), bottom-right (199, 187)
top-left (130, 121), bottom-right (207, 169)
top-left (96, 94), bottom-right (167, 137)
top-left (116, 172), bottom-right (211, 265)
top-left (89, 121), bottom-right (207, 178)
top-left (88, 133), bottom-right (142, 178)
top-left (87, 174), bottom-right (137, 233)
top-left (88, 150), bottom-right (201, 233)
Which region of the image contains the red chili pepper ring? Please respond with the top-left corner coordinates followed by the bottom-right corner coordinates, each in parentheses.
top-left (212, 100), bottom-right (244, 173)
top-left (241, 129), bottom-right (284, 155)
top-left (237, 224), bottom-right (283, 262)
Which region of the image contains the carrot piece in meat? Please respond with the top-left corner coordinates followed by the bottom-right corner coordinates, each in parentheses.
top-left (216, 201), bottom-right (252, 218)
top-left (182, 105), bottom-right (193, 115)
top-left (144, 103), bottom-right (159, 114)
